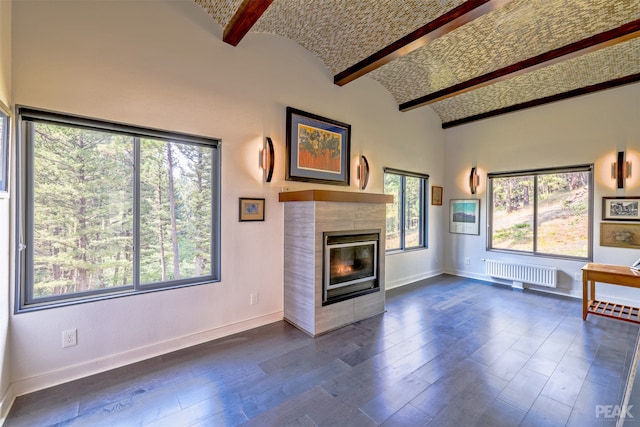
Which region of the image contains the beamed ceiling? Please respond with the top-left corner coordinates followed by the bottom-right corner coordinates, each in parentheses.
top-left (194, 0), bottom-right (640, 128)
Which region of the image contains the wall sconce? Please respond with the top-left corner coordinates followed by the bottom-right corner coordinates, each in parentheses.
top-left (357, 155), bottom-right (370, 190)
top-left (260, 137), bottom-right (274, 182)
top-left (469, 167), bottom-right (479, 194)
top-left (612, 151), bottom-right (631, 189)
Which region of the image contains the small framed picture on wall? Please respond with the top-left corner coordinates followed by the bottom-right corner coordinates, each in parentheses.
top-left (602, 197), bottom-right (640, 221)
top-left (450, 199), bottom-right (480, 235)
top-left (239, 198), bottom-right (265, 222)
top-left (432, 186), bottom-right (443, 206)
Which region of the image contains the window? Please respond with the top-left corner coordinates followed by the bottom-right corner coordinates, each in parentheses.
top-left (488, 165), bottom-right (592, 259)
top-left (16, 107), bottom-right (220, 310)
top-left (383, 168), bottom-right (428, 251)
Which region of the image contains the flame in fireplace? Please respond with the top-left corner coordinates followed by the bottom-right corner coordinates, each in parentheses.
top-left (334, 264), bottom-right (353, 274)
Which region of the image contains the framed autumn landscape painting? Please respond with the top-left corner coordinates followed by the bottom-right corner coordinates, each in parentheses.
top-left (286, 107), bottom-right (350, 186)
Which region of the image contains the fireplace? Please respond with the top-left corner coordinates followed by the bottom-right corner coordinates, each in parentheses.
top-left (323, 230), bottom-right (380, 305)
top-left (281, 190), bottom-right (390, 336)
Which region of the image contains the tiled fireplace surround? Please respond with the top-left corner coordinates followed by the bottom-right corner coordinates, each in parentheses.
top-left (280, 190), bottom-right (392, 336)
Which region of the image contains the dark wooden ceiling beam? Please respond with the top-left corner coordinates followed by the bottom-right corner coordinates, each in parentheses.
top-left (400, 19), bottom-right (640, 111)
top-left (333, 0), bottom-right (515, 86)
top-left (441, 73), bottom-right (640, 129)
top-left (223, 0), bottom-right (275, 47)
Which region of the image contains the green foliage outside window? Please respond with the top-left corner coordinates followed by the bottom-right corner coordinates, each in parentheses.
top-left (19, 109), bottom-right (220, 309)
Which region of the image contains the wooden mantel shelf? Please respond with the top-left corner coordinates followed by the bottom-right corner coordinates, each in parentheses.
top-left (279, 189), bottom-right (392, 204)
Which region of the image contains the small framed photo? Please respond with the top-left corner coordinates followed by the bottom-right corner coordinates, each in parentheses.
top-left (602, 197), bottom-right (640, 221)
top-left (432, 186), bottom-right (443, 206)
top-left (450, 199), bottom-right (480, 235)
top-left (239, 198), bottom-right (265, 222)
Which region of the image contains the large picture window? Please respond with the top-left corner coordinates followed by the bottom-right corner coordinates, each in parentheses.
top-left (488, 165), bottom-right (592, 260)
top-left (384, 168), bottom-right (428, 252)
top-left (16, 107), bottom-right (220, 310)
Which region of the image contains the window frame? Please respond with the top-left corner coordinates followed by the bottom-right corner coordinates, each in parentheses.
top-left (383, 167), bottom-right (429, 253)
top-left (15, 106), bottom-right (221, 312)
top-left (487, 164), bottom-right (593, 261)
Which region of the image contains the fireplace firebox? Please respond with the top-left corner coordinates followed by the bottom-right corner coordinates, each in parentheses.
top-left (323, 230), bottom-right (380, 305)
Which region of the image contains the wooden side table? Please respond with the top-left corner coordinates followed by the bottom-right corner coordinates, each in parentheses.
top-left (582, 263), bottom-right (640, 324)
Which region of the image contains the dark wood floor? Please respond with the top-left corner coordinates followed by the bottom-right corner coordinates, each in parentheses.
top-left (5, 275), bottom-right (639, 426)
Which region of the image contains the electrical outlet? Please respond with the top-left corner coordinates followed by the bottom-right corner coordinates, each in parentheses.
top-left (574, 272), bottom-right (581, 281)
top-left (62, 329), bottom-right (77, 348)
top-left (464, 257), bottom-right (470, 265)
top-left (250, 293), bottom-right (259, 305)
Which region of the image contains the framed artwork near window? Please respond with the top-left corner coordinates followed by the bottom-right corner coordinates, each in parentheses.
top-left (450, 199), bottom-right (480, 235)
top-left (600, 222), bottom-right (640, 249)
top-left (602, 197), bottom-right (640, 221)
top-left (432, 186), bottom-right (443, 206)
top-left (285, 107), bottom-right (350, 186)
top-left (239, 198), bottom-right (265, 222)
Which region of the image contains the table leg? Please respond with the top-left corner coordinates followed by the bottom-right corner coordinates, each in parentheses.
top-left (582, 274), bottom-right (588, 320)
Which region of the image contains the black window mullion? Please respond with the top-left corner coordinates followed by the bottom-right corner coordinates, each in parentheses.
top-left (133, 137), bottom-right (141, 290)
top-left (210, 146), bottom-right (221, 280)
top-left (400, 176), bottom-right (406, 250)
top-left (24, 121), bottom-right (35, 305)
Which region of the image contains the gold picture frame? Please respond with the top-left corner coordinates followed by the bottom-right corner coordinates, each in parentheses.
top-left (432, 186), bottom-right (443, 206)
top-left (239, 198), bottom-right (265, 222)
top-left (600, 222), bottom-right (640, 249)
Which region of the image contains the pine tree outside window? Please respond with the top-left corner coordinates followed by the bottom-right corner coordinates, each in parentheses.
top-left (16, 107), bottom-right (220, 311)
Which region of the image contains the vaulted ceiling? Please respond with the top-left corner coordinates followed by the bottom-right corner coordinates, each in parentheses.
top-left (194, 0), bottom-right (640, 128)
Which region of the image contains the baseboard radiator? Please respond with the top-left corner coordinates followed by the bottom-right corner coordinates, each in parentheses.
top-left (484, 259), bottom-right (558, 289)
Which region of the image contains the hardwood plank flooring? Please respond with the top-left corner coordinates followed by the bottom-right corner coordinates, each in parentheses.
top-left (5, 275), bottom-right (639, 426)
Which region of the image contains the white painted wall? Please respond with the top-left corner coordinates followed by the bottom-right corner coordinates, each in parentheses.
top-left (443, 83), bottom-right (640, 304)
top-left (0, 0), bottom-right (12, 419)
top-left (9, 0), bottom-right (444, 394)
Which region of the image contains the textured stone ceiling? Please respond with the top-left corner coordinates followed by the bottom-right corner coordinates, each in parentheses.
top-left (194, 0), bottom-right (640, 127)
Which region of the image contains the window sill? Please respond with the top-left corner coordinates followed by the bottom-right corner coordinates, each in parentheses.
top-left (16, 279), bottom-right (220, 314)
top-left (386, 247), bottom-right (428, 255)
top-left (487, 248), bottom-right (591, 263)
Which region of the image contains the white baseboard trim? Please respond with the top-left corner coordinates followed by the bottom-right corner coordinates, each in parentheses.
top-left (0, 384), bottom-right (15, 425)
top-left (11, 311), bottom-right (284, 397)
top-left (444, 269), bottom-right (487, 282)
top-left (385, 270), bottom-right (442, 291)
